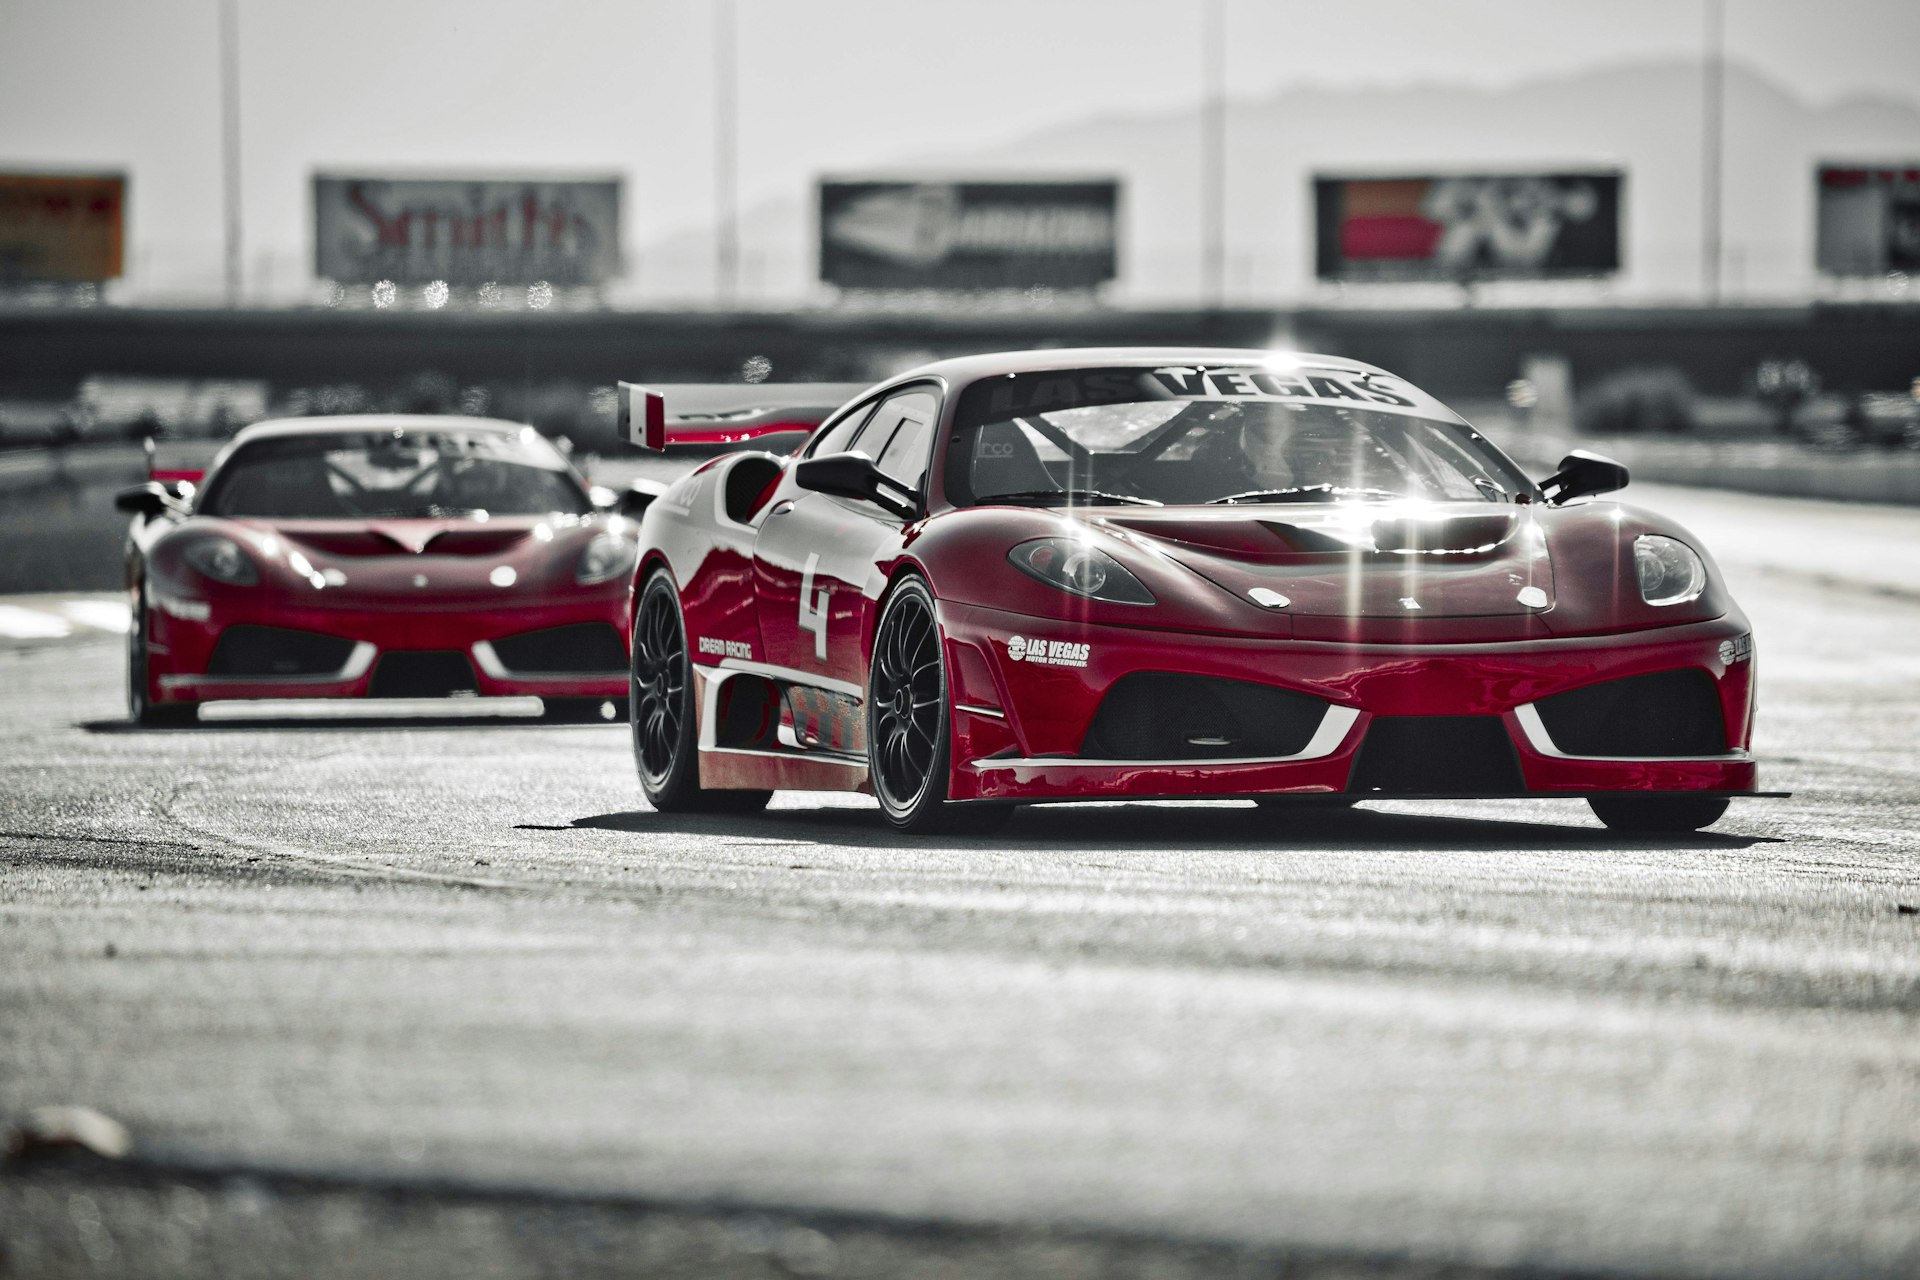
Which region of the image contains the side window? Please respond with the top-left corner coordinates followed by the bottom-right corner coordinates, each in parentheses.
top-left (874, 396), bottom-right (937, 489)
top-left (850, 389), bottom-right (939, 488)
top-left (805, 401), bottom-right (878, 458)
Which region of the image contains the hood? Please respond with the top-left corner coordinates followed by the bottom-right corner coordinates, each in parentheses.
top-left (1088, 502), bottom-right (1555, 632)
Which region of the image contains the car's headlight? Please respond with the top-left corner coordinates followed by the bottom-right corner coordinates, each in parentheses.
top-left (1634, 534), bottom-right (1706, 605)
top-left (181, 537), bottom-right (258, 586)
top-left (576, 531), bottom-right (639, 584)
top-left (1008, 537), bottom-right (1155, 605)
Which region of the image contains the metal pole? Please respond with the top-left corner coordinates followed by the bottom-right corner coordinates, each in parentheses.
top-left (715, 0), bottom-right (738, 304)
top-left (1702, 0), bottom-right (1723, 304)
top-left (1201, 0), bottom-right (1225, 308)
top-left (219, 0), bottom-right (243, 307)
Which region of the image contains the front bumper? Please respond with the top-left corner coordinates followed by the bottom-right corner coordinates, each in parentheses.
top-left (144, 591), bottom-right (629, 705)
top-left (937, 602), bottom-right (1757, 803)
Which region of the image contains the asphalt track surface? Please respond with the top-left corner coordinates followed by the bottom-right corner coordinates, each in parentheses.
top-left (3, 483), bottom-right (1918, 1279)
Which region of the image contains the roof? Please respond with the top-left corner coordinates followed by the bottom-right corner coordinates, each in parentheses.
top-left (888, 347), bottom-right (1392, 385)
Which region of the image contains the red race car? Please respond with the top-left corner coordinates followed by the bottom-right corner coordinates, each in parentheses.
top-left (619, 349), bottom-right (1774, 835)
top-left (117, 415), bottom-right (647, 724)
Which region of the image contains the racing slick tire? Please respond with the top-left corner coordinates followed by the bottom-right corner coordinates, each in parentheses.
top-left (867, 576), bottom-right (1011, 837)
top-left (631, 569), bottom-right (770, 814)
top-left (1586, 794), bottom-right (1729, 833)
top-left (127, 585), bottom-right (195, 727)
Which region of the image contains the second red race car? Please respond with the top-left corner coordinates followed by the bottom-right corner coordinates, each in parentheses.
top-left (619, 348), bottom-right (1775, 835)
top-left (118, 415), bottom-right (647, 723)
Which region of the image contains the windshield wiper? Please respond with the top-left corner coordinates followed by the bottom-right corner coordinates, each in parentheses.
top-left (986, 488), bottom-right (1162, 507)
top-left (1208, 484), bottom-right (1406, 505)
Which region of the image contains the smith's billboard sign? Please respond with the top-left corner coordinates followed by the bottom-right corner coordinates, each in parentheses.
top-left (1314, 172), bottom-right (1622, 282)
top-left (0, 172), bottom-right (125, 284)
top-left (819, 179), bottom-right (1119, 291)
top-left (314, 175), bottom-right (620, 285)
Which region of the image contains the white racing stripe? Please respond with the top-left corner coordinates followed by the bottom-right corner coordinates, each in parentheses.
top-left (59, 600), bottom-right (131, 632)
top-left (0, 605), bottom-right (73, 639)
top-left (0, 594), bottom-right (133, 640)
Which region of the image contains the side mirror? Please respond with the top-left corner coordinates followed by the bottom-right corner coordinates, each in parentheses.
top-left (1539, 450), bottom-right (1629, 505)
top-left (793, 451), bottom-right (917, 520)
top-left (114, 481), bottom-right (187, 519)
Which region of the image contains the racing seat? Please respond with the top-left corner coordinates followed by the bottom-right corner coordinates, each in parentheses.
top-left (969, 420), bottom-right (1058, 497)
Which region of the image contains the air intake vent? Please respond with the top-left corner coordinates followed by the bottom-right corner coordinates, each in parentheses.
top-left (1083, 673), bottom-right (1325, 760)
top-left (1534, 668), bottom-right (1726, 757)
top-left (368, 652), bottom-right (476, 698)
top-left (489, 623), bottom-right (626, 674)
top-left (207, 625), bottom-right (355, 677)
top-left (1349, 716), bottom-right (1524, 794)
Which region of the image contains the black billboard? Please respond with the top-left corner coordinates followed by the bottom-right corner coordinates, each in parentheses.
top-left (819, 179), bottom-right (1119, 291)
top-left (1314, 172), bottom-right (1623, 282)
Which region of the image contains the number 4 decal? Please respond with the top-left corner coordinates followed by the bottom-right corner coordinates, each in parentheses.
top-left (799, 553), bottom-right (829, 661)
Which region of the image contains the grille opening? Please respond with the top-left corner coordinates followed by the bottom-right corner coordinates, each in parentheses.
top-left (1349, 716), bottom-right (1524, 794)
top-left (489, 622), bottom-right (627, 674)
top-left (1534, 668), bottom-right (1727, 758)
top-left (714, 675), bottom-right (781, 750)
top-left (1083, 673), bottom-right (1326, 760)
top-left (207, 625), bottom-right (355, 677)
top-left (368, 652), bottom-right (477, 699)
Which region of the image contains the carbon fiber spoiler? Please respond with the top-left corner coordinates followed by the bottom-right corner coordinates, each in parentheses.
top-left (616, 382), bottom-right (867, 451)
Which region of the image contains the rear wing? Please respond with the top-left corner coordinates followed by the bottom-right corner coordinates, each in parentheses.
top-left (616, 382), bottom-right (867, 451)
top-left (145, 437), bottom-right (223, 487)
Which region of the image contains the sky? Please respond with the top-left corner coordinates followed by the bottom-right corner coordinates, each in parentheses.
top-left (3, 0), bottom-right (1919, 302)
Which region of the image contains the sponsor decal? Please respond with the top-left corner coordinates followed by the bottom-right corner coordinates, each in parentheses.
top-left (697, 636), bottom-right (754, 659)
top-left (1005, 634), bottom-right (1090, 668)
top-left (979, 368), bottom-right (1421, 418)
top-left (799, 553), bottom-right (829, 662)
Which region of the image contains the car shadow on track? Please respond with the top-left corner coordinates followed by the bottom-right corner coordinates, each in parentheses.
top-left (565, 802), bottom-right (1782, 853)
top-left (78, 717), bottom-right (619, 734)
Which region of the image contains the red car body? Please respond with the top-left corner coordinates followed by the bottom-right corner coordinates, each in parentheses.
top-left (624, 348), bottom-right (1768, 833)
top-left (121, 415), bottom-right (636, 722)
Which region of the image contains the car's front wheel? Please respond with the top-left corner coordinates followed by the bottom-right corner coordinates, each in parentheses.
top-left (867, 577), bottom-right (1010, 836)
top-left (127, 585), bottom-right (195, 727)
top-left (631, 570), bottom-right (770, 814)
top-left (1587, 793), bottom-right (1729, 832)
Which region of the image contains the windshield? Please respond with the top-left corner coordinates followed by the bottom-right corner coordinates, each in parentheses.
top-left (201, 428), bottom-right (591, 519)
top-left (948, 365), bottom-right (1535, 508)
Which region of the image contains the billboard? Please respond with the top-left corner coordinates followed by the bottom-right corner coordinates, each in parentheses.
top-left (0, 173), bottom-right (125, 284)
top-left (1314, 172), bottom-right (1622, 282)
top-left (314, 175), bottom-right (620, 285)
top-left (819, 179), bottom-right (1119, 291)
top-left (1816, 165), bottom-right (1920, 276)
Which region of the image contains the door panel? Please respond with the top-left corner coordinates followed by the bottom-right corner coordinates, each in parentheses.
top-left (751, 386), bottom-right (940, 694)
top-left (752, 494), bottom-right (896, 689)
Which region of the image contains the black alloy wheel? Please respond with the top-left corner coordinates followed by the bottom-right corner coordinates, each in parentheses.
top-left (631, 569), bottom-right (769, 813)
top-left (867, 577), bottom-right (1009, 835)
top-left (1587, 793), bottom-right (1729, 832)
top-left (127, 584), bottom-right (194, 727)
